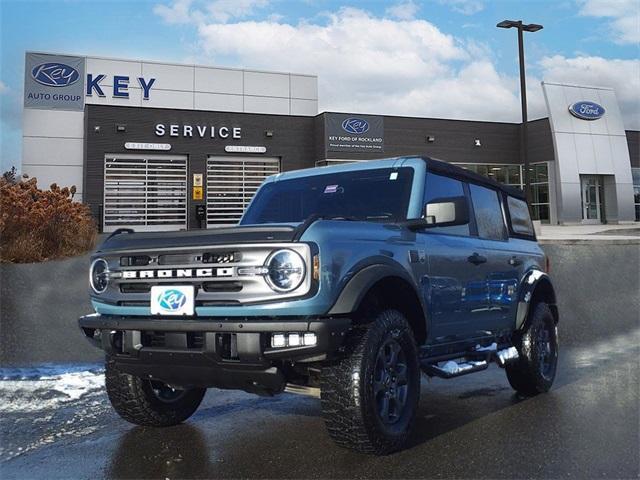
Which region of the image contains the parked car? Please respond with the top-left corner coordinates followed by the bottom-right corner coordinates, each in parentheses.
top-left (79, 156), bottom-right (559, 454)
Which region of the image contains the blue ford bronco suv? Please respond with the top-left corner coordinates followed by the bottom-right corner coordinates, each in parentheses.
top-left (79, 156), bottom-right (559, 454)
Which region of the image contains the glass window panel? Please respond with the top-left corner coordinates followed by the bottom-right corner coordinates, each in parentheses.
top-left (469, 183), bottom-right (507, 241)
top-left (506, 165), bottom-right (521, 186)
top-left (533, 163), bottom-right (549, 183)
top-left (532, 184), bottom-right (549, 204)
top-left (508, 196), bottom-right (534, 236)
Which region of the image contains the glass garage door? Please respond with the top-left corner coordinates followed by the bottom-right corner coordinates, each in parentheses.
top-left (103, 154), bottom-right (188, 232)
top-left (206, 156), bottom-right (280, 227)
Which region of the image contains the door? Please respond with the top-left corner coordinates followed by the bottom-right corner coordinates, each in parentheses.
top-left (467, 183), bottom-right (521, 335)
top-left (103, 154), bottom-right (188, 232)
top-left (581, 175), bottom-right (602, 224)
top-left (418, 172), bottom-right (490, 340)
top-left (206, 156), bottom-right (280, 227)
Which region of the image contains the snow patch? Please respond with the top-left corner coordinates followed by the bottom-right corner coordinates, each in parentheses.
top-left (0, 364), bottom-right (105, 413)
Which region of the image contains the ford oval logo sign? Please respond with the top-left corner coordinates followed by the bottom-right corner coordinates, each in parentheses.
top-left (31, 62), bottom-right (80, 87)
top-left (568, 101), bottom-right (605, 121)
top-left (342, 118), bottom-right (370, 135)
top-left (157, 289), bottom-right (187, 312)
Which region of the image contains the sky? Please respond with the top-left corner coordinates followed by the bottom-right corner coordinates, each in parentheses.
top-left (1, 0), bottom-right (639, 172)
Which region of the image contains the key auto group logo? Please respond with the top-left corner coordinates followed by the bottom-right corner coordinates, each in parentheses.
top-left (341, 117), bottom-right (370, 135)
top-left (157, 289), bottom-right (187, 312)
top-left (31, 62), bottom-right (80, 87)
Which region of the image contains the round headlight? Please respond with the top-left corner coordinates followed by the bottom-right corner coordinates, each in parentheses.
top-left (265, 249), bottom-right (306, 292)
top-left (90, 258), bottom-right (110, 294)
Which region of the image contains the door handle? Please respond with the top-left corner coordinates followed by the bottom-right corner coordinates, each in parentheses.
top-left (509, 256), bottom-right (522, 266)
top-left (467, 252), bottom-right (487, 265)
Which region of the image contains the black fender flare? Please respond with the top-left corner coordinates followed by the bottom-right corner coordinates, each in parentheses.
top-left (516, 269), bottom-right (559, 331)
top-left (327, 261), bottom-right (425, 317)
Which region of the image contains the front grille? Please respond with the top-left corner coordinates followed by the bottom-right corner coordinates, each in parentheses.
top-left (120, 283), bottom-right (151, 293)
top-left (105, 243), bottom-right (312, 305)
top-left (141, 331), bottom-right (205, 350)
top-left (216, 333), bottom-right (239, 360)
top-left (202, 281), bottom-right (243, 293)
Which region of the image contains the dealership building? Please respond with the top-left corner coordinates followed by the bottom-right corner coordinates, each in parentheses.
top-left (22, 51), bottom-right (639, 232)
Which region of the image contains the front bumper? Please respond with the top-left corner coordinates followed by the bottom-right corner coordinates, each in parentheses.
top-left (78, 313), bottom-right (351, 394)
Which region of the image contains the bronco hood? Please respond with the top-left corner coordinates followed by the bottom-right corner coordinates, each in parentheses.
top-left (97, 225), bottom-right (298, 253)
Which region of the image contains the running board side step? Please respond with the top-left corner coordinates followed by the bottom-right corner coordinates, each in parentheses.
top-left (422, 360), bottom-right (488, 379)
top-left (420, 345), bottom-right (520, 379)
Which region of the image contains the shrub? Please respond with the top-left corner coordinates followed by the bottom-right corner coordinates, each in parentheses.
top-left (0, 173), bottom-right (98, 263)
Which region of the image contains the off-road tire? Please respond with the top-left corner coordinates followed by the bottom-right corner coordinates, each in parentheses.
top-left (506, 302), bottom-right (558, 396)
top-left (320, 309), bottom-right (421, 455)
top-left (105, 360), bottom-right (206, 427)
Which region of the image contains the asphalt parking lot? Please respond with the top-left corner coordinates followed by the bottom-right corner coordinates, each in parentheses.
top-left (1, 326), bottom-right (638, 479)
top-left (1, 241), bottom-right (639, 479)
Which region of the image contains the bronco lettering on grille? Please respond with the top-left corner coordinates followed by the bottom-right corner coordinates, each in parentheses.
top-left (121, 268), bottom-right (233, 279)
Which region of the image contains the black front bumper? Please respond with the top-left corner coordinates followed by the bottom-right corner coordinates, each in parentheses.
top-left (78, 314), bottom-right (351, 394)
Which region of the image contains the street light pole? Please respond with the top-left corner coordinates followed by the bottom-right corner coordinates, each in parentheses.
top-left (497, 20), bottom-right (543, 205)
top-left (517, 24), bottom-right (530, 204)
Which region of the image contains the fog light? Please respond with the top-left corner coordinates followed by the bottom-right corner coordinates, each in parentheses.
top-left (288, 333), bottom-right (301, 346)
top-left (304, 333), bottom-right (317, 346)
top-left (272, 334), bottom-right (286, 348)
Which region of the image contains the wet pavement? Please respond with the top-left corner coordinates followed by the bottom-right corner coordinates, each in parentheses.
top-left (1, 328), bottom-right (638, 479)
top-left (1, 243), bottom-right (639, 478)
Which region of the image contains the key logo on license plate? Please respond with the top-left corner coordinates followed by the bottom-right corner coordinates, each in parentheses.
top-left (151, 285), bottom-right (195, 316)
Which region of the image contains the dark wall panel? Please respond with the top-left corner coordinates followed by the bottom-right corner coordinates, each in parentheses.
top-left (84, 105), bottom-right (317, 229)
top-left (527, 118), bottom-right (555, 164)
top-left (323, 114), bottom-right (523, 164)
top-left (626, 130), bottom-right (639, 168)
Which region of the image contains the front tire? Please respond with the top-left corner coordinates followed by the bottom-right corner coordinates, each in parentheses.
top-left (105, 361), bottom-right (206, 427)
top-left (506, 302), bottom-right (558, 396)
top-left (320, 309), bottom-right (421, 455)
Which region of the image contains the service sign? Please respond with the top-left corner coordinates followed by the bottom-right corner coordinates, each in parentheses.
top-left (326, 113), bottom-right (384, 153)
top-left (24, 53), bottom-right (85, 111)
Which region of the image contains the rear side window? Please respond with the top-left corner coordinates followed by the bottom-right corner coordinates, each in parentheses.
top-left (507, 196), bottom-right (535, 236)
top-left (469, 184), bottom-right (507, 241)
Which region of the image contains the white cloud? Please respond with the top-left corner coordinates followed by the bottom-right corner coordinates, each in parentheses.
top-left (194, 7), bottom-right (526, 121)
top-left (0, 81), bottom-right (9, 95)
top-left (153, 0), bottom-right (195, 24)
top-left (206, 0), bottom-right (269, 23)
top-left (539, 55), bottom-right (640, 128)
top-left (153, 0), bottom-right (269, 24)
top-left (436, 0), bottom-right (484, 15)
top-left (578, 0), bottom-right (640, 44)
top-left (385, 1), bottom-right (420, 20)
top-left (154, 2), bottom-right (639, 129)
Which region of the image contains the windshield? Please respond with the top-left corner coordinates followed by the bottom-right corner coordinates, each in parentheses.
top-left (240, 167), bottom-right (415, 225)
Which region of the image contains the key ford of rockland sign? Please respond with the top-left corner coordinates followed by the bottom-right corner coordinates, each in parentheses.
top-left (24, 52), bottom-right (156, 111)
top-left (326, 113), bottom-right (384, 153)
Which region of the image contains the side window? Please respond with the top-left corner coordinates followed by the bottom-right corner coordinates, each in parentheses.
top-left (469, 183), bottom-right (507, 240)
top-left (424, 172), bottom-right (470, 236)
top-left (507, 196), bottom-right (534, 236)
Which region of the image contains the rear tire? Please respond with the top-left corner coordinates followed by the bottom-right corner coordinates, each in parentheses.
top-left (506, 302), bottom-right (558, 396)
top-left (105, 360), bottom-right (206, 427)
top-left (320, 309), bottom-right (421, 455)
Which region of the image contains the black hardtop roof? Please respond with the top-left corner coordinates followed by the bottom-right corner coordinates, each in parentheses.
top-left (419, 156), bottom-right (526, 200)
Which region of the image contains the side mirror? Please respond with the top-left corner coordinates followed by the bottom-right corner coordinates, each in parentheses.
top-left (424, 196), bottom-right (469, 227)
top-left (405, 196), bottom-right (469, 231)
